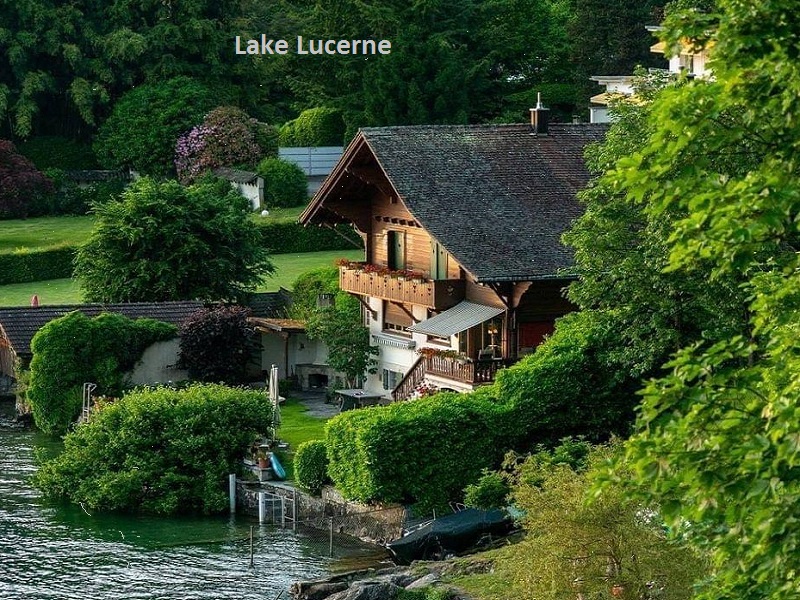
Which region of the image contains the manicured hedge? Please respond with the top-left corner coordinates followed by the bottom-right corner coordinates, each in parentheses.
top-left (325, 390), bottom-right (514, 512)
top-left (494, 310), bottom-right (639, 448)
top-left (294, 439), bottom-right (330, 495)
top-left (0, 245), bottom-right (76, 285)
top-left (254, 220), bottom-right (362, 254)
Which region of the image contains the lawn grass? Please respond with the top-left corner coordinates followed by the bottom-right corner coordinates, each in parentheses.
top-left (257, 249), bottom-right (361, 292)
top-left (0, 215), bottom-right (94, 252)
top-left (275, 396), bottom-right (331, 480)
top-left (0, 249), bottom-right (363, 307)
top-left (0, 278), bottom-right (82, 306)
top-left (0, 207), bottom-right (308, 254)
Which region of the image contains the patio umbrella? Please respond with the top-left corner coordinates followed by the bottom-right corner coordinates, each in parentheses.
top-left (268, 364), bottom-right (281, 435)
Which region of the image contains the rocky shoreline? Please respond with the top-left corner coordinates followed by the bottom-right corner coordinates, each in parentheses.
top-left (290, 558), bottom-right (493, 600)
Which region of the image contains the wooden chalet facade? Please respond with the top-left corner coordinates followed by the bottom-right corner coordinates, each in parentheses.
top-left (300, 121), bottom-right (606, 399)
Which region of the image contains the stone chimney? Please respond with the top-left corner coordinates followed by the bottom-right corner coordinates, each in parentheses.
top-left (529, 92), bottom-right (550, 136)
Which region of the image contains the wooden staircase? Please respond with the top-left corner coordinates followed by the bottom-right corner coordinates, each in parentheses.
top-left (391, 357), bottom-right (425, 402)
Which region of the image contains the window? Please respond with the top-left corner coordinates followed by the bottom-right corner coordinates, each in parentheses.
top-left (383, 302), bottom-right (412, 335)
top-left (382, 369), bottom-right (403, 390)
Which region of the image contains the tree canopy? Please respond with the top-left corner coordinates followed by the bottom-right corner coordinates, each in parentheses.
top-left (75, 177), bottom-right (274, 303)
top-left (93, 77), bottom-right (221, 175)
top-left (1, 0), bottom-right (669, 142)
top-left (583, 0), bottom-right (800, 596)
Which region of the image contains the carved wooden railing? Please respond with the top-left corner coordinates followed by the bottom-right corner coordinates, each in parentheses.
top-left (391, 356), bottom-right (425, 402)
top-left (340, 267), bottom-right (465, 310)
top-left (424, 356), bottom-right (515, 385)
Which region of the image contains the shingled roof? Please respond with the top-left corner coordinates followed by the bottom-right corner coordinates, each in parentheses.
top-left (0, 302), bottom-right (204, 361)
top-left (302, 123), bottom-right (606, 282)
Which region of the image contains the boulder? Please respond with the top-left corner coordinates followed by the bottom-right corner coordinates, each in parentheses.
top-left (405, 573), bottom-right (441, 590)
top-left (291, 581), bottom-right (349, 600)
top-left (327, 581), bottom-right (402, 600)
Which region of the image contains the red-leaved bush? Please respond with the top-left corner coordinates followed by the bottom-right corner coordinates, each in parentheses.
top-left (0, 140), bottom-right (53, 218)
top-left (177, 305), bottom-right (258, 384)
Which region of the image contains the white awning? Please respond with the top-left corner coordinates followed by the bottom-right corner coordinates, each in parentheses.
top-left (408, 301), bottom-right (505, 338)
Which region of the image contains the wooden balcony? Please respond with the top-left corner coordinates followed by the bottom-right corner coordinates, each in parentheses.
top-left (424, 356), bottom-right (515, 385)
top-left (340, 267), bottom-right (465, 310)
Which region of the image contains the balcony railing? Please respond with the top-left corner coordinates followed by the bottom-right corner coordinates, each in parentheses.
top-left (340, 267), bottom-right (465, 310)
top-left (424, 356), bottom-right (514, 385)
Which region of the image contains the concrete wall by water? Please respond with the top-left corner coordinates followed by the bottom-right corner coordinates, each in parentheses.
top-left (235, 480), bottom-right (405, 544)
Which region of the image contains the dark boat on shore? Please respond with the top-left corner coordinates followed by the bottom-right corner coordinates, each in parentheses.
top-left (387, 508), bottom-right (513, 565)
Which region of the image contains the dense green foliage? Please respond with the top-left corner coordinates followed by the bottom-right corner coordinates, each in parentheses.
top-left (93, 77), bottom-right (220, 175)
top-left (278, 108), bottom-right (346, 147)
top-left (17, 136), bottom-right (98, 170)
top-left (306, 289), bottom-right (377, 389)
top-left (0, 140), bottom-right (53, 219)
top-left (592, 1), bottom-right (800, 596)
top-left (463, 470), bottom-right (510, 510)
top-left (1, 0), bottom-right (665, 144)
top-left (75, 177), bottom-right (274, 302)
top-left (289, 267), bottom-right (340, 319)
top-left (569, 0), bottom-right (666, 99)
top-left (34, 384), bottom-right (273, 514)
top-left (36, 169), bottom-right (126, 217)
top-left (563, 70), bottom-right (748, 385)
top-left (256, 157), bottom-right (308, 208)
top-left (178, 305), bottom-right (258, 384)
top-left (495, 311), bottom-right (640, 446)
top-left (325, 391), bottom-right (512, 512)
top-left (28, 311), bottom-right (176, 435)
top-left (504, 444), bottom-right (707, 599)
top-left (0, 245), bottom-right (75, 285)
top-left (254, 221), bottom-right (362, 254)
top-left (294, 439), bottom-right (330, 495)
top-left (0, 0), bottom-right (252, 138)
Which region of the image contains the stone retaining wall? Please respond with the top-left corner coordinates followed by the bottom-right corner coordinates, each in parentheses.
top-left (235, 479), bottom-right (405, 544)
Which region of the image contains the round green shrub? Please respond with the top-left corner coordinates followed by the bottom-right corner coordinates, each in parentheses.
top-left (257, 157), bottom-right (308, 208)
top-left (463, 470), bottom-right (510, 510)
top-left (94, 77), bottom-right (221, 175)
top-left (294, 439), bottom-right (330, 495)
top-left (279, 107), bottom-right (346, 147)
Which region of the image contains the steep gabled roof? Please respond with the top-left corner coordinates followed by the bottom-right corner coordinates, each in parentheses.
top-left (302, 123), bottom-right (606, 282)
top-left (0, 302), bottom-right (204, 361)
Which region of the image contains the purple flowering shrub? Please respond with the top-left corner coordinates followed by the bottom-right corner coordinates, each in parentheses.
top-left (175, 106), bottom-right (266, 184)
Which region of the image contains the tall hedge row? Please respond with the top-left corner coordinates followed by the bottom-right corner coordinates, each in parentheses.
top-left (0, 245), bottom-right (76, 285)
top-left (253, 221), bottom-right (362, 253)
top-left (325, 391), bottom-right (514, 512)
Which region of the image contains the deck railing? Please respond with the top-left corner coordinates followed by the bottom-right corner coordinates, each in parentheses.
top-left (340, 267), bottom-right (464, 310)
top-left (424, 356), bottom-right (514, 385)
top-left (391, 356), bottom-right (426, 402)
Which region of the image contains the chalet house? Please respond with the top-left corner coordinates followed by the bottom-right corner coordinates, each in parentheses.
top-left (300, 118), bottom-right (606, 400)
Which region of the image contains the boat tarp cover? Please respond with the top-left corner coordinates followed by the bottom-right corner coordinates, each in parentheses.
top-left (387, 508), bottom-right (512, 564)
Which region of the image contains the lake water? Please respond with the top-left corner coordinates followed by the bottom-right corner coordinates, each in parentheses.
top-left (0, 403), bottom-right (382, 599)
